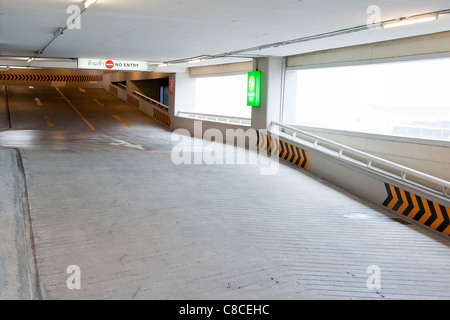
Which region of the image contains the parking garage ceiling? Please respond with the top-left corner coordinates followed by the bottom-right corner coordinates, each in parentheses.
top-left (0, 0), bottom-right (449, 69)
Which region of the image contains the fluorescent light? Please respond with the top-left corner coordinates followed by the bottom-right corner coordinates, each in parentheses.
top-left (84, 0), bottom-right (97, 9)
top-left (382, 13), bottom-right (438, 29)
top-left (188, 59), bottom-right (202, 64)
top-left (158, 63), bottom-right (169, 67)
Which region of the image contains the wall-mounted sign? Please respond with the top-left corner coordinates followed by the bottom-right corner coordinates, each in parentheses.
top-left (169, 79), bottom-right (175, 94)
top-left (78, 58), bottom-right (149, 72)
top-left (247, 71), bottom-right (261, 107)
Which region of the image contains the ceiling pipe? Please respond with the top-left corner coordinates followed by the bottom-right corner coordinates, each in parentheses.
top-left (32, 0), bottom-right (98, 60)
top-left (152, 8), bottom-right (450, 69)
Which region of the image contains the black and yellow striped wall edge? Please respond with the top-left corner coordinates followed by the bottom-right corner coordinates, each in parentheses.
top-left (383, 183), bottom-right (450, 237)
top-left (257, 131), bottom-right (310, 170)
top-left (0, 74), bottom-right (103, 82)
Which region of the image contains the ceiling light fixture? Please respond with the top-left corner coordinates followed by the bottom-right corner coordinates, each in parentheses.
top-left (84, 0), bottom-right (98, 9)
top-left (382, 13), bottom-right (439, 29)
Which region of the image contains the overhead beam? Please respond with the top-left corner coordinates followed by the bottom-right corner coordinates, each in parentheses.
top-left (0, 57), bottom-right (78, 69)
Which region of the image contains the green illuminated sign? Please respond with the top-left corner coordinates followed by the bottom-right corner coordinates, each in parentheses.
top-left (247, 71), bottom-right (261, 107)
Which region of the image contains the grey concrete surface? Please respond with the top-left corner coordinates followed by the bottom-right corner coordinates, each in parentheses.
top-left (6, 86), bottom-right (159, 132)
top-left (19, 148), bottom-right (450, 300)
top-left (1, 86), bottom-right (173, 152)
top-left (1, 86), bottom-right (450, 300)
top-left (0, 148), bottom-right (34, 300)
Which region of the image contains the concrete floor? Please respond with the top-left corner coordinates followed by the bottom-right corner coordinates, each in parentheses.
top-left (1, 86), bottom-right (450, 300)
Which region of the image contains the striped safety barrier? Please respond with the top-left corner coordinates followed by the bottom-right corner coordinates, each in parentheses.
top-left (383, 183), bottom-right (450, 236)
top-left (153, 108), bottom-right (171, 127)
top-left (257, 130), bottom-right (310, 170)
top-left (0, 74), bottom-right (103, 82)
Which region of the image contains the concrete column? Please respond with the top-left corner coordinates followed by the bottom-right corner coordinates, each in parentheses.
top-left (282, 70), bottom-right (298, 124)
top-left (251, 57), bottom-right (286, 130)
top-left (173, 71), bottom-right (197, 115)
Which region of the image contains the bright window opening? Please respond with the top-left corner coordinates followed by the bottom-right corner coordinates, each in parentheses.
top-left (284, 58), bottom-right (450, 141)
top-left (195, 74), bottom-right (251, 119)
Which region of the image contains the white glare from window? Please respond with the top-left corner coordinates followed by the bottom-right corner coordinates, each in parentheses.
top-left (195, 74), bottom-right (251, 119)
top-left (288, 58), bottom-right (450, 141)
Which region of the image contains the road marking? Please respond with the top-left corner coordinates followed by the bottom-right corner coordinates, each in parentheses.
top-left (55, 87), bottom-right (96, 131)
top-left (35, 97), bottom-right (43, 106)
top-left (92, 98), bottom-right (104, 107)
top-left (43, 115), bottom-right (54, 127)
top-left (112, 115), bottom-right (130, 127)
top-left (110, 139), bottom-right (143, 151)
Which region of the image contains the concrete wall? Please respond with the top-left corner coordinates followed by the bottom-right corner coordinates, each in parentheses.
top-left (173, 71), bottom-right (197, 114)
top-left (296, 128), bottom-right (450, 183)
top-left (103, 71), bottom-right (175, 128)
top-left (189, 61), bottom-right (253, 77)
top-left (130, 79), bottom-right (162, 102)
top-left (251, 57), bottom-right (285, 130)
top-left (0, 85), bottom-right (9, 130)
top-left (287, 31), bottom-right (450, 68)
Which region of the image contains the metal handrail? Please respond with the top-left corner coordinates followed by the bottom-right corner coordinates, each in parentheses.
top-left (177, 111), bottom-right (251, 125)
top-left (112, 82), bottom-right (127, 90)
top-left (269, 121), bottom-right (450, 198)
top-left (132, 90), bottom-right (169, 112)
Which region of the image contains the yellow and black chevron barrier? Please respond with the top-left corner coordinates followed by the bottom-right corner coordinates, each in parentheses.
top-left (257, 131), bottom-right (310, 170)
top-left (0, 74), bottom-right (103, 82)
top-left (153, 108), bottom-right (171, 127)
top-left (383, 183), bottom-right (450, 236)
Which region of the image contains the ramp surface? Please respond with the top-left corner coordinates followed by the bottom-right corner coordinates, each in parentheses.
top-left (1, 86), bottom-right (450, 300)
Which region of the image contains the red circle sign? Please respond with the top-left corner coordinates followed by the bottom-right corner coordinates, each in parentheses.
top-left (105, 60), bottom-right (114, 69)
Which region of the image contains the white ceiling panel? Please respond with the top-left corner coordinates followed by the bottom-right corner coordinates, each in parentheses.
top-left (0, 0), bottom-right (449, 66)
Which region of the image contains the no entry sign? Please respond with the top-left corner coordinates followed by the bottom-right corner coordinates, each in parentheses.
top-left (105, 60), bottom-right (114, 69)
top-left (78, 58), bottom-right (149, 72)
